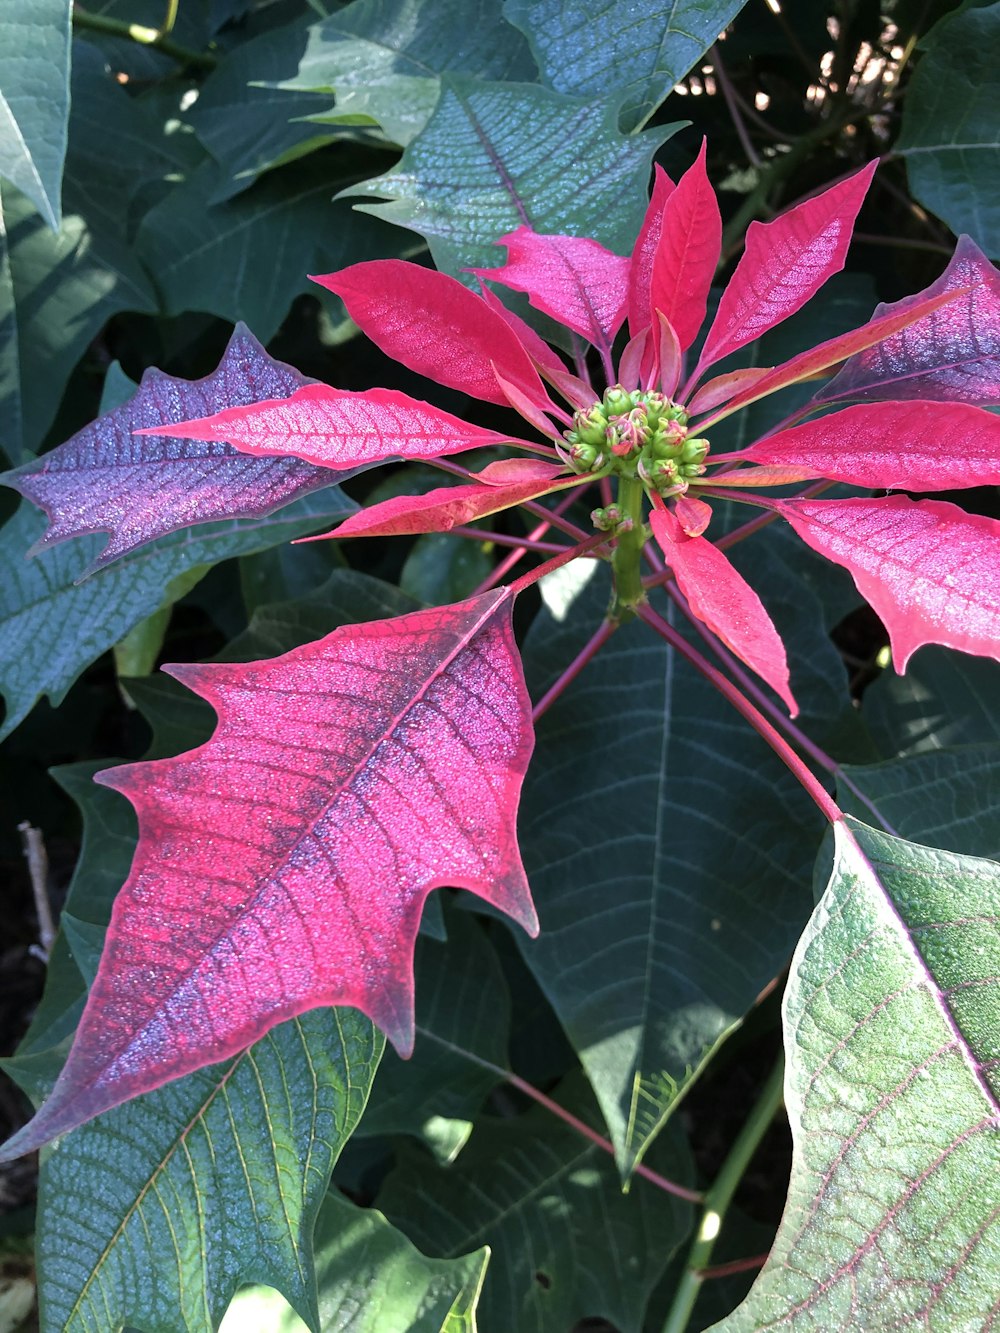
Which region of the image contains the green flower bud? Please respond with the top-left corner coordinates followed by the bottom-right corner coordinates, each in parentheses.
top-left (681, 437), bottom-right (709, 465)
top-left (603, 386), bottom-right (635, 416)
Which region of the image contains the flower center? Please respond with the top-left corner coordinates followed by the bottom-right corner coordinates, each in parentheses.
top-left (563, 387), bottom-right (709, 494)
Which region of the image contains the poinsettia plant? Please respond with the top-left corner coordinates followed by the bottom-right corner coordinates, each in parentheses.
top-left (4, 140), bottom-right (1000, 1331)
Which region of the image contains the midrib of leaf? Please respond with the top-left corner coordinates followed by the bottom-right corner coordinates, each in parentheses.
top-left (625, 612), bottom-right (676, 1163)
top-left (451, 82), bottom-right (531, 228)
top-left (64, 1030), bottom-right (267, 1326)
top-left (318, 27), bottom-right (440, 78)
top-left (99, 589), bottom-right (509, 1079)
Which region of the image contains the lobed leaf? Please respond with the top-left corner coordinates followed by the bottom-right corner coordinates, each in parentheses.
top-left (2, 324), bottom-right (343, 570)
top-left (778, 495), bottom-right (1000, 671)
top-left (697, 162), bottom-right (877, 373)
top-left (147, 382), bottom-right (537, 471)
top-left (648, 141), bottom-right (721, 354)
top-left (0, 590), bottom-right (537, 1159)
top-left (343, 75), bottom-right (675, 276)
top-left (650, 501), bottom-right (796, 714)
top-left (737, 399), bottom-right (1000, 490)
top-left (379, 1073), bottom-right (694, 1332)
top-left (713, 820), bottom-right (1000, 1330)
top-left (503, 0), bottom-right (746, 132)
top-left (817, 235), bottom-right (1000, 407)
top-left (315, 259), bottom-right (549, 407)
top-left (275, 0), bottom-right (535, 148)
top-left (474, 227), bottom-right (629, 357)
top-left (35, 1009), bottom-right (382, 1333)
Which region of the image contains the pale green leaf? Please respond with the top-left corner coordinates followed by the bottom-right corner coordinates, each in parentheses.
top-left (0, 0), bottom-right (71, 228)
top-left (504, 0), bottom-right (748, 130)
top-left (345, 76), bottom-right (678, 275)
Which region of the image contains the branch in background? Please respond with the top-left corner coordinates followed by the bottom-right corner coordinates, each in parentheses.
top-left (72, 3), bottom-right (217, 70)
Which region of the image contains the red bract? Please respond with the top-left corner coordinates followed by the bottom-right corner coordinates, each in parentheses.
top-left (5, 146), bottom-right (1000, 1160)
top-left (0, 590), bottom-right (537, 1161)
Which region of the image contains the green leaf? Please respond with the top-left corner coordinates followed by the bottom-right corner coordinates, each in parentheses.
top-left (276, 0), bottom-right (536, 147)
top-left (863, 646), bottom-right (1000, 758)
top-left (345, 76), bottom-right (678, 275)
top-left (838, 744), bottom-right (1000, 860)
top-left (517, 567), bottom-right (820, 1174)
top-left (35, 1008), bottom-right (383, 1333)
top-left (897, 1), bottom-right (1000, 252)
top-left (308, 1191), bottom-right (488, 1331)
top-left (0, 485), bottom-right (355, 740)
top-left (400, 532), bottom-right (494, 605)
top-left (503, 0), bottom-right (747, 131)
top-left (712, 820), bottom-right (1000, 1330)
top-left (360, 907), bottom-right (510, 1157)
top-left (379, 1073), bottom-right (694, 1333)
top-left (1, 41), bottom-right (181, 459)
top-left (190, 20), bottom-right (345, 201)
top-left (0, 0), bottom-right (71, 228)
top-left (135, 154), bottom-right (409, 339)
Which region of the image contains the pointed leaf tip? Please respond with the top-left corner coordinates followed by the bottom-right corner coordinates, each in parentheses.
top-left (1, 592), bottom-right (537, 1156)
top-left (647, 140), bottom-right (721, 354)
top-left (651, 502), bottom-right (797, 715)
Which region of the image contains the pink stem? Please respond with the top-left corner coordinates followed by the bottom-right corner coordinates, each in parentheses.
top-left (430, 457), bottom-right (591, 542)
top-left (448, 526), bottom-right (571, 553)
top-left (637, 603), bottom-right (842, 824)
top-left (532, 618), bottom-right (618, 722)
top-left (505, 1072), bottom-right (703, 1203)
top-left (697, 1253), bottom-right (770, 1281)
top-left (508, 532), bottom-right (609, 599)
top-left (472, 489), bottom-right (590, 595)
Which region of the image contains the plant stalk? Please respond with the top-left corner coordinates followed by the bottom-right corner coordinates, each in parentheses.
top-left (660, 1054), bottom-right (785, 1333)
top-left (72, 4), bottom-right (217, 69)
top-left (610, 475), bottom-right (648, 621)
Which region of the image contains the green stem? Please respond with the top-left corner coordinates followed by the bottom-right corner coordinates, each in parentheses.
top-left (610, 475), bottom-right (648, 621)
top-left (72, 5), bottom-right (217, 69)
top-left (660, 1054), bottom-right (785, 1333)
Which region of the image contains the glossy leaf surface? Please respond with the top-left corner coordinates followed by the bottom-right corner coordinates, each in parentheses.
top-left (35, 1009), bottom-right (381, 1333)
top-left (518, 567), bottom-right (820, 1171)
top-left (2, 324), bottom-right (341, 569)
top-left (714, 820), bottom-right (1000, 1330)
top-left (345, 76), bottom-right (673, 275)
top-left (0, 590), bottom-right (537, 1159)
top-left (739, 399), bottom-right (1000, 489)
top-left (650, 502), bottom-right (796, 714)
top-left (817, 235), bottom-right (1000, 406)
top-left (149, 382), bottom-right (533, 470)
top-left (648, 142), bottom-right (721, 353)
top-left (380, 1074), bottom-right (694, 1332)
top-left (315, 260), bottom-right (547, 406)
top-left (474, 227), bottom-right (629, 356)
top-left (698, 162), bottom-right (877, 372)
top-left (0, 0), bottom-right (70, 228)
top-left (778, 495), bottom-right (1000, 671)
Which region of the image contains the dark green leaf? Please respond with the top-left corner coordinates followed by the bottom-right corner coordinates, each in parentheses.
top-left (379, 1073), bottom-right (694, 1333)
top-left (838, 744), bottom-right (1000, 860)
top-left (713, 820), bottom-right (1000, 1329)
top-left (35, 1009), bottom-right (383, 1333)
top-left (135, 154), bottom-right (408, 340)
top-left (400, 532), bottom-right (493, 605)
top-left (0, 485), bottom-right (355, 740)
top-left (862, 646), bottom-right (1000, 757)
top-left (277, 0), bottom-right (536, 147)
top-left (346, 76), bottom-right (678, 275)
top-left (897, 1), bottom-right (1000, 251)
top-left (0, 0), bottom-right (71, 228)
top-left (517, 565), bottom-right (820, 1173)
top-left (503, 0), bottom-right (747, 131)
